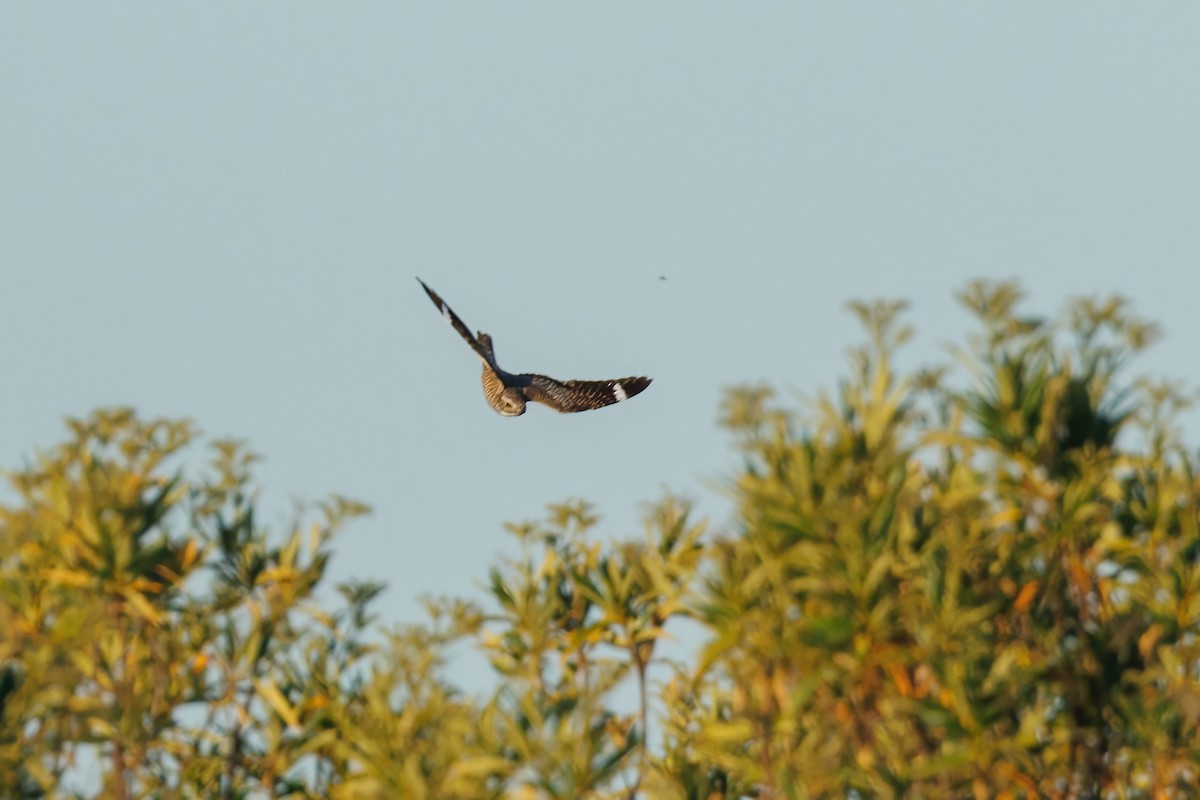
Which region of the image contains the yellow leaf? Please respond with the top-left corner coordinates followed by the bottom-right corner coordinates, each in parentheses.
top-left (75, 510), bottom-right (101, 545)
top-left (121, 472), bottom-right (142, 503)
top-left (123, 589), bottom-right (164, 625)
top-left (989, 507), bottom-right (1022, 527)
top-left (129, 577), bottom-right (163, 594)
top-left (154, 564), bottom-right (183, 586)
top-left (13, 616), bottom-right (38, 638)
top-left (304, 692), bottom-right (330, 712)
top-left (254, 678), bottom-right (301, 729)
top-left (42, 568), bottom-right (93, 588)
top-left (308, 522), bottom-right (322, 557)
top-left (302, 603), bottom-right (336, 629)
top-left (771, 669), bottom-right (790, 711)
top-left (446, 755), bottom-right (510, 780)
top-left (18, 541), bottom-right (42, 563)
top-left (1139, 623), bottom-right (1164, 662)
top-left (60, 530), bottom-right (102, 568)
top-left (256, 566), bottom-right (299, 586)
top-left (181, 538), bottom-right (201, 570)
top-left (300, 728), bottom-right (339, 755)
top-left (698, 720), bottom-right (754, 745)
top-left (329, 776), bottom-right (386, 800)
top-left (89, 718), bottom-right (117, 739)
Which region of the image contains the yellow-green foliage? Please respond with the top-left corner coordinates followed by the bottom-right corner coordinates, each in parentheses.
top-left (2, 281), bottom-right (1197, 799)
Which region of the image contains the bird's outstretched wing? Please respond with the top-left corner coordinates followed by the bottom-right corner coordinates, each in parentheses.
top-left (417, 278), bottom-right (499, 370)
top-left (522, 374), bottom-right (651, 413)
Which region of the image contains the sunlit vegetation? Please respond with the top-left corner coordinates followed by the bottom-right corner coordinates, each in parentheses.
top-left (2, 281), bottom-right (1197, 798)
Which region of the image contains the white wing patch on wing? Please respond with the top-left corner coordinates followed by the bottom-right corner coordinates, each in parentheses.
top-left (613, 381), bottom-right (627, 402)
top-left (440, 303), bottom-right (453, 322)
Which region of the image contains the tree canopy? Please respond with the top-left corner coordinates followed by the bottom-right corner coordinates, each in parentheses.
top-left (2, 281), bottom-right (1198, 799)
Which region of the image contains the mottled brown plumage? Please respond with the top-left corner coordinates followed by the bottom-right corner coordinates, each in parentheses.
top-left (418, 279), bottom-right (651, 416)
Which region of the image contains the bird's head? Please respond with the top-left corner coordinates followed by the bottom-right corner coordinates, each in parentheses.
top-left (496, 387), bottom-right (527, 416)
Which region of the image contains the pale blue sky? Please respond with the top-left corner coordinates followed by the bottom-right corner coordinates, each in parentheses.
top-left (4, 5), bottom-right (1199, 648)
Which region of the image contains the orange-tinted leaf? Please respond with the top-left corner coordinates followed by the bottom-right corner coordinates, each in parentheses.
top-left (1013, 580), bottom-right (1039, 613)
top-left (1139, 623), bottom-right (1164, 662)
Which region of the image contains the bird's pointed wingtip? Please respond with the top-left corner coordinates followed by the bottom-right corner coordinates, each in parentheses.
top-left (416, 277), bottom-right (438, 300)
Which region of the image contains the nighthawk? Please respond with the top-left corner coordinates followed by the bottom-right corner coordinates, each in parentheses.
top-left (418, 278), bottom-right (651, 416)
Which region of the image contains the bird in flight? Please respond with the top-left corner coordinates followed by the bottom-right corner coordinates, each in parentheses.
top-left (417, 278), bottom-right (651, 416)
